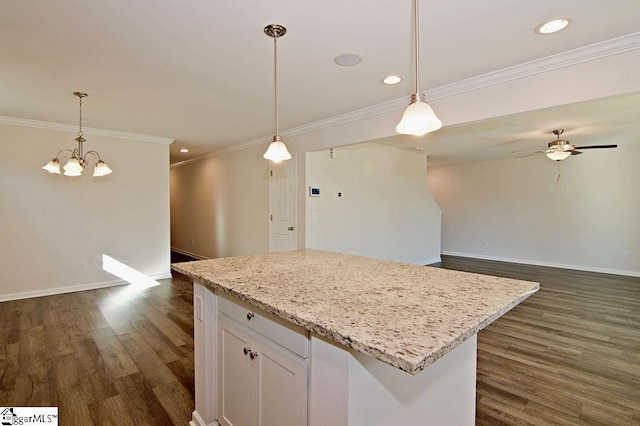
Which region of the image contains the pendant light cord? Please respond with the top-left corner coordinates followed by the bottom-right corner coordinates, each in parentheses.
top-left (414, 0), bottom-right (420, 95)
top-left (273, 32), bottom-right (280, 136)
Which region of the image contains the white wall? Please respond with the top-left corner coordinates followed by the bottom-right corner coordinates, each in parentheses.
top-left (170, 144), bottom-right (269, 259)
top-left (306, 144), bottom-right (441, 264)
top-left (427, 147), bottom-right (640, 276)
top-left (0, 121), bottom-right (172, 300)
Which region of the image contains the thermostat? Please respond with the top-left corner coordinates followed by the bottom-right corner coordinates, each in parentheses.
top-left (309, 187), bottom-right (320, 197)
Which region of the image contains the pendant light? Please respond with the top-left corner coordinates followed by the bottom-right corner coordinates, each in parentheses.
top-left (42, 92), bottom-right (113, 177)
top-left (263, 24), bottom-right (292, 163)
top-left (396, 0), bottom-right (442, 136)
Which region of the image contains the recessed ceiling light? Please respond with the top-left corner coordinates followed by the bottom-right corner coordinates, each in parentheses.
top-left (535, 17), bottom-right (572, 34)
top-left (412, 146), bottom-right (424, 151)
top-left (383, 75), bottom-right (402, 85)
top-left (180, 148), bottom-right (189, 153)
top-left (334, 53), bottom-right (363, 67)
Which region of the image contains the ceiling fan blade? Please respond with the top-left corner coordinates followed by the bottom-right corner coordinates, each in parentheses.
top-left (511, 149), bottom-right (544, 154)
top-left (571, 150), bottom-right (583, 155)
top-left (573, 144), bottom-right (618, 150)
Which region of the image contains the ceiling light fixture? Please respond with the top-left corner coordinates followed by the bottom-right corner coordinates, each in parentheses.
top-left (180, 148), bottom-right (189, 153)
top-left (535, 18), bottom-right (571, 35)
top-left (383, 75), bottom-right (402, 85)
top-left (263, 24), bottom-right (292, 163)
top-left (42, 92), bottom-right (112, 177)
top-left (545, 129), bottom-right (573, 161)
top-left (396, 0), bottom-right (442, 136)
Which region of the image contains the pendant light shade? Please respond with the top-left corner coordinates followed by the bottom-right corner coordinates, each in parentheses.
top-left (93, 160), bottom-right (113, 177)
top-left (42, 158), bottom-right (61, 174)
top-left (42, 92), bottom-right (113, 177)
top-left (264, 135), bottom-right (291, 163)
top-left (395, 93), bottom-right (442, 136)
top-left (263, 24), bottom-right (292, 163)
top-left (63, 155), bottom-right (83, 176)
top-left (396, 0), bottom-right (442, 136)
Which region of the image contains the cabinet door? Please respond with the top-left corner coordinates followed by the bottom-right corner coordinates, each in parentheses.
top-left (218, 317), bottom-right (256, 426)
top-left (254, 334), bottom-right (308, 426)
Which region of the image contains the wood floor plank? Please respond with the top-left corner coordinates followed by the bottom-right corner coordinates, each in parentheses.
top-left (436, 255), bottom-right (640, 425)
top-left (91, 327), bottom-right (139, 380)
top-left (131, 318), bottom-right (183, 364)
top-left (88, 394), bottom-right (135, 426)
top-left (152, 380), bottom-right (195, 426)
top-left (114, 372), bottom-right (175, 425)
top-left (118, 331), bottom-right (178, 387)
top-left (0, 275), bottom-right (195, 424)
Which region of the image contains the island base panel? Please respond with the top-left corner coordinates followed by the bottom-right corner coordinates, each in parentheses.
top-left (310, 334), bottom-right (476, 426)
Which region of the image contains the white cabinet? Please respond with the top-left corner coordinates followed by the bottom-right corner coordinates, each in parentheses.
top-left (217, 295), bottom-right (308, 426)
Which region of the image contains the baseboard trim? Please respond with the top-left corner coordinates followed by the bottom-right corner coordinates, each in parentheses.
top-left (190, 410), bottom-right (218, 426)
top-left (414, 257), bottom-right (442, 266)
top-left (0, 272), bottom-right (173, 302)
top-left (441, 251), bottom-right (640, 278)
top-left (171, 247), bottom-right (209, 260)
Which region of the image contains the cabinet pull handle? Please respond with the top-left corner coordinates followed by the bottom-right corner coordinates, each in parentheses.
top-left (247, 312), bottom-right (255, 321)
top-left (250, 351), bottom-right (258, 360)
top-left (243, 347), bottom-right (250, 355)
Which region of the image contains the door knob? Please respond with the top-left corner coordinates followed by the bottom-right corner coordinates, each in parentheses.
top-left (247, 312), bottom-right (255, 320)
top-left (249, 351), bottom-right (258, 360)
top-left (288, 226), bottom-right (294, 231)
top-left (243, 347), bottom-right (250, 355)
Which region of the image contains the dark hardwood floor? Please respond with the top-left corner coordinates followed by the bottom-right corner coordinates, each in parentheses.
top-left (436, 255), bottom-right (640, 426)
top-left (1, 256), bottom-right (638, 425)
top-left (0, 274), bottom-right (195, 425)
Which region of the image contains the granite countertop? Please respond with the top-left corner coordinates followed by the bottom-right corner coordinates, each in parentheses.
top-left (172, 249), bottom-right (538, 374)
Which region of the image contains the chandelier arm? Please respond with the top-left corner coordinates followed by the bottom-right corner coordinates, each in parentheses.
top-left (84, 150), bottom-right (102, 162)
top-left (55, 148), bottom-right (74, 158)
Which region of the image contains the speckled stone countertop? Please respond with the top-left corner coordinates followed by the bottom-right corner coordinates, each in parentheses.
top-left (172, 249), bottom-right (538, 375)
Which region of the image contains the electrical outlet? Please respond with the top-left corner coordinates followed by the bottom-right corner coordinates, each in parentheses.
top-left (481, 241), bottom-right (489, 248)
top-left (77, 261), bottom-right (85, 270)
top-left (547, 184), bottom-right (554, 192)
top-left (620, 251), bottom-right (629, 260)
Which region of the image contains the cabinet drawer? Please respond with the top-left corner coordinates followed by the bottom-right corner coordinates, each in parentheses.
top-left (218, 293), bottom-right (309, 358)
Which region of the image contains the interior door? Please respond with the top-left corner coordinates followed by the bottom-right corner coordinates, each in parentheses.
top-left (269, 158), bottom-right (297, 252)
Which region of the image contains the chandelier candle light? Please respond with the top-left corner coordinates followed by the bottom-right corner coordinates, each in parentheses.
top-left (263, 24), bottom-right (292, 163)
top-left (42, 92), bottom-right (112, 177)
top-left (396, 0), bottom-right (442, 136)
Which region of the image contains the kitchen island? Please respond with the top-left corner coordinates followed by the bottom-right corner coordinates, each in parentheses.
top-left (172, 249), bottom-right (538, 426)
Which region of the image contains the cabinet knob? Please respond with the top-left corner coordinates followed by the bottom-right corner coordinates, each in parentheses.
top-left (247, 312), bottom-right (255, 321)
top-left (250, 351), bottom-right (258, 360)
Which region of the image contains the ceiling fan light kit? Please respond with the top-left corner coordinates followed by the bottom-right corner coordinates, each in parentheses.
top-left (542, 129), bottom-right (617, 162)
top-left (396, 0), bottom-right (443, 137)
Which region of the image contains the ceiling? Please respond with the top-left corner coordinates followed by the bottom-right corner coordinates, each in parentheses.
top-left (2, 0), bottom-right (640, 164)
top-left (378, 92), bottom-right (640, 166)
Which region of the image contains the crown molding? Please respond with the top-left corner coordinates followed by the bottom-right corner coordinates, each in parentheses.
top-left (170, 31), bottom-right (639, 167)
top-left (0, 116), bottom-right (174, 145)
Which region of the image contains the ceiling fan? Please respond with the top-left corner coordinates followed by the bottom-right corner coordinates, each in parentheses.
top-left (515, 129), bottom-right (618, 161)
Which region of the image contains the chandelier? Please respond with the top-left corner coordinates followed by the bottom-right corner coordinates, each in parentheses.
top-left (42, 92), bottom-right (112, 177)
